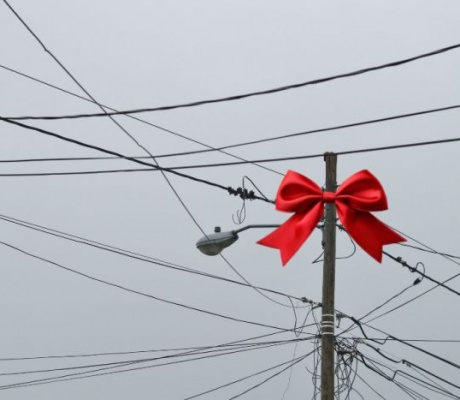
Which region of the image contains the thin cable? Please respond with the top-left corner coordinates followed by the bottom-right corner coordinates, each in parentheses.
top-left (1, 119), bottom-right (459, 175)
top-left (0, 339), bottom-right (302, 391)
top-left (0, 239), bottom-right (294, 332)
top-left (383, 251), bottom-right (460, 297)
top-left (361, 342), bottom-right (460, 392)
top-left (210, 104), bottom-right (460, 152)
top-left (184, 352), bottom-right (310, 400)
top-left (149, 136), bottom-right (460, 168)
top-left (3, 1), bottom-right (289, 320)
top-left (5, 41), bottom-right (460, 120)
top-left (0, 339), bottom-right (305, 377)
top-left (341, 338), bottom-right (460, 343)
top-left (398, 243), bottom-right (460, 260)
top-left (0, 64), bottom-right (281, 175)
top-left (228, 352), bottom-right (311, 399)
top-left (0, 330), bottom-right (311, 362)
top-left (2, 62), bottom-right (460, 161)
top-left (357, 350), bottom-right (460, 399)
top-left (0, 213), bottom-right (308, 306)
top-left (354, 369), bottom-right (387, 399)
top-left (0, 117), bottom-right (272, 203)
top-left (358, 228), bottom-right (460, 323)
top-left (350, 319), bottom-right (460, 371)
top-left (391, 225), bottom-right (460, 267)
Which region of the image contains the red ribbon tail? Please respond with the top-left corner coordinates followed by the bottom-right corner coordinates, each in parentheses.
top-left (340, 209), bottom-right (406, 262)
top-left (258, 209), bottom-right (321, 266)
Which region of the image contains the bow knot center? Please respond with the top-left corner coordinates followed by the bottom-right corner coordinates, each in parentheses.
top-left (322, 191), bottom-right (336, 203)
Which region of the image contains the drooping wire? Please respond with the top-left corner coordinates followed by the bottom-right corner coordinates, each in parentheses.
top-left (356, 349), bottom-right (460, 399)
top-left (0, 239), bottom-right (296, 332)
top-left (227, 351), bottom-right (312, 400)
top-left (184, 351), bottom-right (311, 400)
top-left (0, 64), bottom-right (282, 175)
top-left (312, 224), bottom-right (357, 263)
top-left (5, 41), bottom-right (460, 120)
top-left (0, 339), bottom-right (304, 378)
top-left (3, 1), bottom-right (298, 321)
top-left (383, 251), bottom-right (460, 297)
top-left (0, 339), bottom-right (307, 391)
top-left (390, 225), bottom-right (460, 267)
top-left (0, 62), bottom-right (458, 160)
top-left (232, 175), bottom-right (271, 225)
top-left (398, 243), bottom-right (460, 260)
top-left (0, 213), bottom-right (304, 304)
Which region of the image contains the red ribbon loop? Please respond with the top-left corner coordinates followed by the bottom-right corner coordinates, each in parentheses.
top-left (257, 169), bottom-right (405, 266)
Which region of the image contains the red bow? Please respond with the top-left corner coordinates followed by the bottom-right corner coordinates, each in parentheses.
top-left (257, 169), bottom-right (405, 265)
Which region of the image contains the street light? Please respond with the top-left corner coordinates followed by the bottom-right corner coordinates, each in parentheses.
top-left (196, 224), bottom-right (280, 256)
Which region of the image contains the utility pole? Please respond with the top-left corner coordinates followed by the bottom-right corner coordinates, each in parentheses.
top-left (321, 152), bottom-right (337, 400)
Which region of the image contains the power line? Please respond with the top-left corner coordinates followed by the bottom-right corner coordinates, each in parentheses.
top-left (0, 213), bottom-right (307, 305)
top-left (204, 104), bottom-right (460, 152)
top-left (2, 59), bottom-right (459, 162)
top-left (3, 0), bottom-right (292, 317)
top-left (5, 42), bottom-right (460, 121)
top-left (0, 239), bottom-right (296, 332)
top-left (361, 342), bottom-right (460, 393)
top-left (0, 102), bottom-right (458, 166)
top-left (356, 350), bottom-right (460, 399)
top-left (392, 225), bottom-right (460, 264)
top-left (184, 351), bottom-right (313, 399)
top-left (350, 319), bottom-right (460, 372)
top-left (228, 352), bottom-right (311, 400)
top-left (154, 137), bottom-right (460, 168)
top-left (0, 339), bottom-right (305, 377)
top-left (398, 243), bottom-right (460, 260)
top-left (0, 330), bottom-right (307, 362)
top-left (0, 119), bottom-right (459, 177)
top-left (0, 63), bottom-right (282, 175)
top-left (0, 117), bottom-right (272, 203)
top-left (383, 251), bottom-right (460, 297)
top-left (341, 338), bottom-right (460, 344)
top-left (0, 338), bottom-right (304, 391)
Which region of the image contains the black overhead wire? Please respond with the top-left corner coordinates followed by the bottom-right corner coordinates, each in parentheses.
top-left (0, 123), bottom-right (459, 177)
top-left (0, 239), bottom-right (298, 333)
top-left (392, 225), bottom-right (460, 262)
top-left (227, 352), bottom-right (312, 400)
top-left (5, 41), bottom-right (460, 120)
top-left (183, 351), bottom-right (313, 400)
top-left (3, 0), bottom-right (299, 317)
top-left (0, 330), bottom-right (307, 362)
top-left (356, 350), bottom-right (460, 400)
top-left (354, 368), bottom-right (387, 400)
top-left (343, 338), bottom-right (460, 344)
top-left (360, 227), bottom-right (460, 323)
top-left (0, 104), bottom-right (458, 167)
top-left (348, 318), bottom-right (460, 372)
top-left (1, 60), bottom-right (459, 162)
top-left (0, 338), bottom-right (305, 391)
top-left (0, 338), bottom-right (305, 378)
top-left (398, 243), bottom-right (460, 260)
top-left (354, 284), bottom-right (416, 325)
top-left (360, 342), bottom-right (460, 393)
top-left (0, 63), bottom-right (282, 175)
top-left (0, 213), bottom-right (309, 304)
top-left (383, 251), bottom-right (460, 298)
top-left (152, 136), bottom-right (460, 168)
top-left (0, 117), bottom-right (273, 203)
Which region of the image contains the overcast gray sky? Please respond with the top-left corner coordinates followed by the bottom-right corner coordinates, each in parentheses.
top-left (0, 1), bottom-right (460, 399)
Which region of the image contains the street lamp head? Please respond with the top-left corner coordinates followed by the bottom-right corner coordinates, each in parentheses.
top-left (195, 227), bottom-right (239, 256)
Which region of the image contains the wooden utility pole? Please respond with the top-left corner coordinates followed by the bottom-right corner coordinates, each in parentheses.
top-left (321, 153), bottom-right (337, 400)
